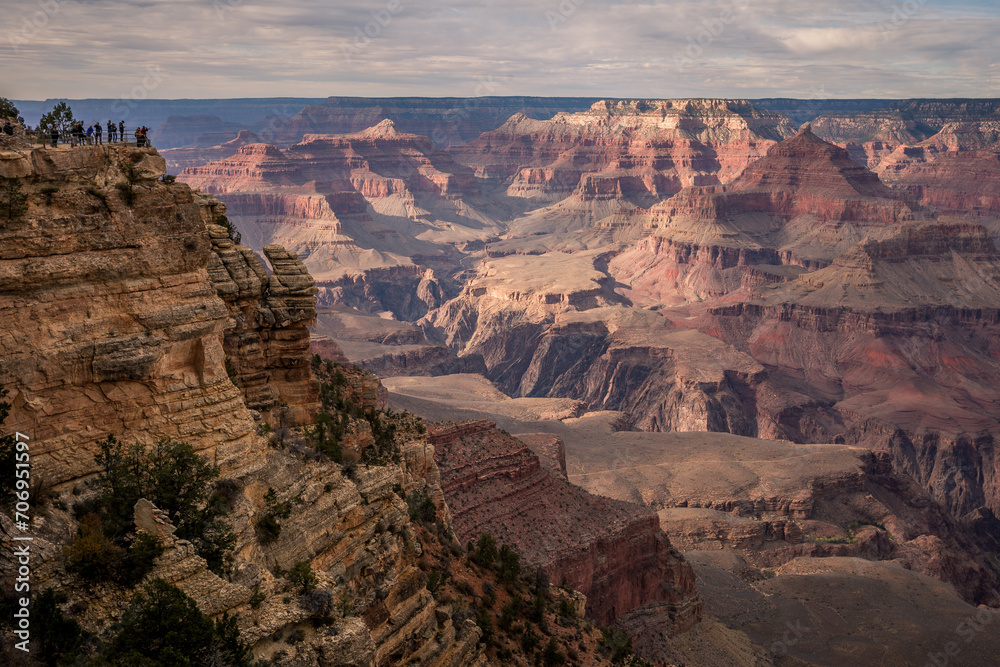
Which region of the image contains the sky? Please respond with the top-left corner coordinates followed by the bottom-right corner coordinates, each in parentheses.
top-left (2, 0), bottom-right (999, 101)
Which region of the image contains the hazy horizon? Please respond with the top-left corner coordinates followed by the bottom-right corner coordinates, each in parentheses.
top-left (3, 1), bottom-right (999, 102)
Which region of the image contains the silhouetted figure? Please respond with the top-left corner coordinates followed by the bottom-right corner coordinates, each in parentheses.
top-left (108, 120), bottom-right (116, 142)
top-left (119, 120), bottom-right (125, 141)
top-left (94, 122), bottom-right (102, 144)
top-left (50, 126), bottom-right (58, 147)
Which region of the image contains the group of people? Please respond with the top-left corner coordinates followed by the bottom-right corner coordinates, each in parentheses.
top-left (45, 121), bottom-right (151, 148)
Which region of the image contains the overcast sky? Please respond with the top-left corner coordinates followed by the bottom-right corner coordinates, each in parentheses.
top-left (3, 0), bottom-right (999, 100)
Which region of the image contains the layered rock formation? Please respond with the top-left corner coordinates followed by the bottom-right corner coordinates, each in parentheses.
top-left (696, 220), bottom-right (1000, 526)
top-left (417, 124), bottom-right (1000, 610)
top-left (810, 99), bottom-right (1000, 168)
top-left (0, 144), bottom-right (262, 485)
top-left (161, 129), bottom-right (264, 173)
top-left (560, 425), bottom-right (999, 607)
top-left (429, 419), bottom-right (701, 649)
top-left (874, 121), bottom-right (1000, 228)
top-left (204, 200), bottom-right (321, 424)
top-left (178, 122), bottom-right (505, 322)
top-left (0, 146), bottom-right (502, 665)
top-left (451, 99), bottom-right (795, 202)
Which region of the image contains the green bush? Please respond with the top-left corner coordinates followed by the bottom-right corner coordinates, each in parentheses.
top-left (475, 607), bottom-right (495, 646)
top-left (215, 214), bottom-right (241, 245)
top-left (542, 637), bottom-right (565, 665)
top-left (521, 627), bottom-right (540, 653)
top-left (88, 436), bottom-right (235, 575)
top-left (288, 561), bottom-right (318, 593)
top-left (65, 513), bottom-right (126, 581)
top-left (96, 579), bottom-right (254, 667)
top-left (2, 178), bottom-right (28, 223)
top-left (498, 595), bottom-right (523, 632)
top-left (65, 514), bottom-right (164, 586)
top-left (407, 488), bottom-right (437, 526)
top-left (470, 533), bottom-right (498, 569)
top-left (498, 544), bottom-right (521, 586)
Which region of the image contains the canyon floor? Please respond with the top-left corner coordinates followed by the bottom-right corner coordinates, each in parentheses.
top-left (385, 374), bottom-right (1000, 666)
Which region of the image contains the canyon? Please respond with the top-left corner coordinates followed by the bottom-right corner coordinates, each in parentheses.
top-left (5, 94), bottom-right (1000, 666)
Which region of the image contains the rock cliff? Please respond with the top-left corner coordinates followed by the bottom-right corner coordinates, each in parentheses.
top-left (429, 419), bottom-right (702, 651)
top-left (205, 206), bottom-right (321, 425)
top-left (0, 144), bottom-right (263, 485)
top-left (0, 147), bottom-right (504, 665)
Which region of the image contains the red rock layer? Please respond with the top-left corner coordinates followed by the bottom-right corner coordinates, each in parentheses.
top-left (430, 420), bottom-right (701, 635)
top-left (181, 121), bottom-right (478, 200)
top-left (450, 99), bottom-right (795, 201)
top-left (606, 127), bottom-right (921, 309)
top-left (874, 122), bottom-right (1000, 221)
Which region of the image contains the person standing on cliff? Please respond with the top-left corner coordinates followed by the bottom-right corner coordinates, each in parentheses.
top-left (86, 124), bottom-right (94, 145)
top-left (94, 121), bottom-right (102, 144)
top-left (50, 125), bottom-right (59, 147)
top-left (119, 120), bottom-right (125, 141)
top-left (107, 120), bottom-right (116, 143)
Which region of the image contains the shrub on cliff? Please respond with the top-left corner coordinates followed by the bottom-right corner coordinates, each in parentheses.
top-left (470, 533), bottom-right (498, 569)
top-left (115, 159), bottom-right (146, 207)
top-left (256, 487), bottom-right (291, 544)
top-left (215, 213), bottom-right (242, 245)
top-left (2, 178), bottom-right (29, 223)
top-left (0, 97), bottom-right (23, 124)
top-left (95, 579), bottom-right (254, 667)
top-left (597, 627), bottom-right (652, 666)
top-left (65, 513), bottom-right (126, 581)
top-left (498, 543), bottom-right (521, 586)
top-left (82, 436), bottom-right (236, 575)
top-left (406, 487), bottom-right (437, 526)
top-left (288, 561), bottom-right (318, 593)
top-left (33, 588), bottom-right (86, 666)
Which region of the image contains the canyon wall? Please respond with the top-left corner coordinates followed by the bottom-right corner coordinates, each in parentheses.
top-left (0, 145), bottom-right (263, 485)
top-left (429, 420), bottom-right (702, 645)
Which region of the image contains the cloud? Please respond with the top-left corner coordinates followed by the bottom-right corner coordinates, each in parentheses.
top-left (2, 0), bottom-right (999, 99)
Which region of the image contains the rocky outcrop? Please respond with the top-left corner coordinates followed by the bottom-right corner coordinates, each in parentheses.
top-left (0, 142), bottom-right (493, 666)
top-left (205, 202), bottom-right (320, 425)
top-left (0, 144), bottom-right (262, 485)
top-left (430, 420), bottom-right (701, 645)
top-left (515, 433), bottom-right (567, 479)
